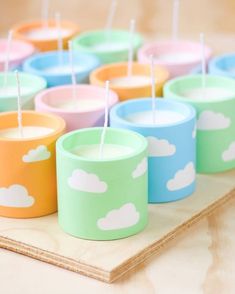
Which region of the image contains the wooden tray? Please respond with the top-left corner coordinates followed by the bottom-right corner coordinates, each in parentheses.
top-left (0, 170), bottom-right (235, 283)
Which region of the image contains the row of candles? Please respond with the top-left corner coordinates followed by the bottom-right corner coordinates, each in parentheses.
top-left (1, 0), bottom-right (235, 240)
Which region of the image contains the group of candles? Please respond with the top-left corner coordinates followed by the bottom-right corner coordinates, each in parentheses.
top-left (1, 0), bottom-right (235, 240)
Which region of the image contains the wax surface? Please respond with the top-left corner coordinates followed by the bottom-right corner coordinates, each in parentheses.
top-left (25, 28), bottom-right (71, 40)
top-left (51, 98), bottom-right (105, 111)
top-left (155, 52), bottom-right (199, 64)
top-left (110, 75), bottom-right (150, 87)
top-left (0, 86), bottom-right (32, 97)
top-left (0, 126), bottom-right (54, 139)
top-left (71, 143), bottom-right (133, 160)
top-left (126, 110), bottom-right (185, 125)
top-left (181, 87), bottom-right (234, 101)
top-left (45, 65), bottom-right (84, 74)
top-left (92, 42), bottom-right (128, 52)
top-left (0, 52), bottom-right (20, 61)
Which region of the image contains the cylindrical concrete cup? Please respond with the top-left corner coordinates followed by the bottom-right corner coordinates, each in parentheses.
top-left (164, 74), bottom-right (235, 173)
top-left (0, 39), bottom-right (35, 71)
top-left (110, 98), bottom-right (196, 203)
top-left (73, 30), bottom-right (143, 64)
top-left (209, 53), bottom-right (235, 78)
top-left (138, 40), bottom-right (212, 78)
top-left (0, 72), bottom-right (46, 111)
top-left (56, 127), bottom-right (148, 240)
top-left (0, 111), bottom-right (65, 218)
top-left (90, 62), bottom-right (169, 101)
top-left (12, 20), bottom-right (79, 52)
top-left (35, 84), bottom-right (119, 131)
top-left (23, 50), bottom-right (100, 87)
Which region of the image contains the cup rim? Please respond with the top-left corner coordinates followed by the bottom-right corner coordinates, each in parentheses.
top-left (209, 53), bottom-right (235, 76)
top-left (110, 97), bottom-right (196, 129)
top-left (0, 110), bottom-right (66, 142)
top-left (56, 127), bottom-right (147, 163)
top-left (164, 74), bottom-right (235, 104)
top-left (35, 84), bottom-right (119, 114)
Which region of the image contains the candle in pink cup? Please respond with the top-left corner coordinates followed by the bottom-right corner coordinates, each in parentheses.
top-left (35, 84), bottom-right (119, 131)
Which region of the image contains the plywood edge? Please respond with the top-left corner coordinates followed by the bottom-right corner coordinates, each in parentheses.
top-left (109, 187), bottom-right (235, 283)
top-left (0, 236), bottom-right (112, 283)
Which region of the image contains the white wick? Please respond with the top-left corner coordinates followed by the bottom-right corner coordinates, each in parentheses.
top-left (68, 40), bottom-right (77, 104)
top-left (55, 12), bottom-right (63, 66)
top-left (150, 55), bottom-right (156, 124)
top-left (172, 0), bottom-right (180, 41)
top-left (127, 19), bottom-right (136, 78)
top-left (99, 80), bottom-right (110, 159)
top-left (200, 32), bottom-right (206, 96)
top-left (4, 30), bottom-right (13, 87)
top-left (105, 0), bottom-right (118, 32)
top-left (15, 70), bottom-right (24, 138)
top-left (41, 0), bottom-right (49, 28)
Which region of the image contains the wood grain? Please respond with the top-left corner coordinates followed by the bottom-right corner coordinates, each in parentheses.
top-left (1, 171), bottom-right (235, 283)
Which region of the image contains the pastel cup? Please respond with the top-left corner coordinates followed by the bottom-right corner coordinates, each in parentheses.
top-left (56, 127), bottom-right (148, 240)
top-left (209, 53), bottom-right (235, 78)
top-left (138, 40), bottom-right (212, 78)
top-left (90, 62), bottom-right (169, 101)
top-left (0, 111), bottom-right (65, 218)
top-left (35, 84), bottom-right (119, 131)
top-left (164, 75), bottom-right (235, 173)
top-left (0, 39), bottom-right (35, 71)
top-left (12, 20), bottom-right (79, 52)
top-left (72, 30), bottom-right (143, 64)
top-left (23, 50), bottom-right (100, 87)
top-left (110, 98), bottom-right (196, 203)
top-left (0, 72), bottom-right (46, 111)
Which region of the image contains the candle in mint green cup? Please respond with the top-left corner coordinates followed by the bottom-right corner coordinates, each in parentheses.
top-left (72, 30), bottom-right (143, 64)
top-left (0, 72), bottom-right (46, 111)
top-left (56, 127), bottom-right (148, 240)
top-left (164, 74), bottom-right (235, 173)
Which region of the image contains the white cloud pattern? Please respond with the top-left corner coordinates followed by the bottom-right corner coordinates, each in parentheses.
top-left (132, 157), bottom-right (147, 179)
top-left (197, 111), bottom-right (230, 130)
top-left (222, 142), bottom-right (235, 162)
top-left (167, 162), bottom-right (195, 191)
top-left (0, 184), bottom-right (35, 207)
top-left (97, 203), bottom-right (140, 230)
top-left (22, 145), bottom-right (51, 163)
top-left (147, 136), bottom-right (176, 157)
top-left (68, 169), bottom-right (107, 193)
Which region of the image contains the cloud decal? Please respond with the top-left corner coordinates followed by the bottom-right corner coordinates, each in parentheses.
top-left (22, 145), bottom-right (51, 163)
top-left (147, 136), bottom-right (176, 157)
top-left (167, 162), bottom-right (195, 191)
top-left (0, 184), bottom-right (35, 207)
top-left (222, 141), bottom-right (235, 162)
top-left (132, 157), bottom-right (147, 179)
top-left (197, 111), bottom-right (231, 130)
top-left (68, 169), bottom-right (107, 193)
top-left (192, 124), bottom-right (196, 138)
top-left (97, 203), bottom-right (139, 230)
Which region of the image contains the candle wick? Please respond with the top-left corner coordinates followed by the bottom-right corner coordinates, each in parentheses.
top-left (55, 12), bottom-right (63, 66)
top-left (200, 32), bottom-right (206, 99)
top-left (127, 19), bottom-right (135, 78)
top-left (150, 55), bottom-right (156, 124)
top-left (105, 0), bottom-right (117, 40)
top-left (4, 30), bottom-right (13, 88)
top-left (68, 40), bottom-right (77, 107)
top-left (172, 0), bottom-right (180, 42)
top-left (42, 0), bottom-right (49, 29)
top-left (99, 80), bottom-right (110, 159)
top-left (15, 70), bottom-right (24, 138)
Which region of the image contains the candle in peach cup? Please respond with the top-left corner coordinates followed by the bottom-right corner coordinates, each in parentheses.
top-left (35, 84), bottom-right (119, 131)
top-left (12, 20), bottom-right (79, 52)
top-left (89, 62), bottom-right (169, 101)
top-left (0, 111), bottom-right (65, 218)
top-left (137, 40), bottom-right (212, 78)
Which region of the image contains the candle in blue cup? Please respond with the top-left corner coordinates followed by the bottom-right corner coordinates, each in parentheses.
top-left (209, 53), bottom-right (235, 78)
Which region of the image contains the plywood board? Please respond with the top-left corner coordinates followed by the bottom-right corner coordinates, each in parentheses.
top-left (0, 171), bottom-right (235, 283)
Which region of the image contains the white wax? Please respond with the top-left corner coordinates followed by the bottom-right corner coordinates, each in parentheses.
top-left (0, 86), bottom-right (32, 97)
top-left (110, 75), bottom-right (150, 88)
top-left (25, 28), bottom-right (71, 40)
top-left (181, 87), bottom-right (234, 101)
top-left (72, 144), bottom-right (133, 160)
top-left (45, 65), bottom-right (84, 74)
top-left (0, 52), bottom-right (20, 62)
top-left (155, 52), bottom-right (199, 64)
top-left (92, 42), bottom-right (128, 52)
top-left (0, 126), bottom-right (54, 139)
top-left (126, 110), bottom-right (185, 125)
top-left (51, 98), bottom-right (105, 111)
